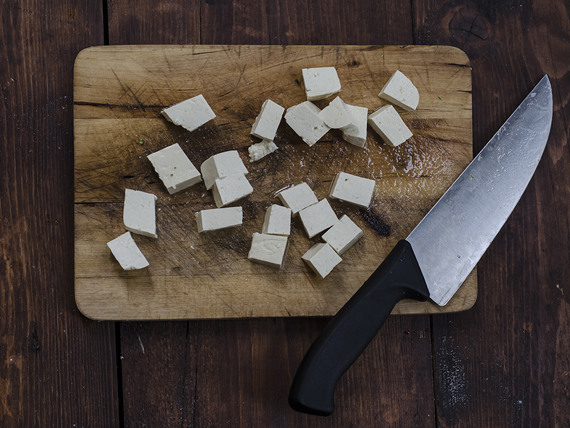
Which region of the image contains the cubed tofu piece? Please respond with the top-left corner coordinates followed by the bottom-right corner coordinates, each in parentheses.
top-left (378, 70), bottom-right (419, 111)
top-left (262, 204), bottom-right (291, 236)
top-left (212, 173), bottom-right (253, 208)
top-left (322, 215), bottom-right (364, 255)
top-left (250, 99), bottom-right (285, 141)
top-left (298, 199), bottom-right (339, 238)
top-left (196, 207), bottom-right (243, 233)
top-left (318, 96), bottom-right (352, 129)
top-left (302, 243), bottom-right (342, 279)
top-left (161, 94), bottom-right (216, 131)
top-left (248, 139), bottom-right (278, 162)
top-left (277, 182), bottom-right (319, 216)
top-left (368, 105), bottom-right (413, 147)
top-left (341, 104), bottom-right (368, 148)
top-left (302, 67), bottom-right (341, 101)
top-left (147, 143), bottom-right (202, 194)
top-left (123, 189), bottom-right (157, 238)
top-left (201, 151), bottom-right (249, 190)
top-left (284, 101), bottom-right (330, 147)
top-left (248, 233), bottom-right (288, 269)
top-left (107, 231), bottom-right (149, 270)
top-left (329, 172), bottom-right (376, 208)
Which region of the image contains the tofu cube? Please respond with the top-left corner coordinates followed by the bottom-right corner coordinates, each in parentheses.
top-left (250, 99), bottom-right (285, 141)
top-left (262, 204), bottom-right (291, 236)
top-left (107, 231), bottom-right (149, 270)
top-left (248, 233), bottom-right (288, 269)
top-left (318, 96), bottom-right (352, 129)
top-left (277, 182), bottom-right (318, 216)
top-left (302, 67), bottom-right (341, 101)
top-left (378, 70), bottom-right (419, 111)
top-left (201, 150), bottom-right (249, 190)
top-left (123, 189), bottom-right (157, 238)
top-left (302, 243), bottom-right (342, 279)
top-left (284, 101), bottom-right (330, 147)
top-left (161, 94), bottom-right (216, 132)
top-left (196, 207), bottom-right (243, 233)
top-left (212, 173), bottom-right (253, 208)
top-left (329, 172), bottom-right (376, 208)
top-left (298, 199), bottom-right (339, 238)
top-left (322, 215), bottom-right (364, 255)
top-left (147, 143), bottom-right (202, 194)
top-left (249, 139), bottom-right (278, 162)
top-left (341, 104), bottom-right (368, 148)
top-left (368, 105), bottom-right (413, 147)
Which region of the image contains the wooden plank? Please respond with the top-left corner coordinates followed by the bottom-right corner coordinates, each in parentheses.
top-left (0, 1), bottom-right (120, 426)
top-left (118, 321), bottom-right (197, 427)
top-left (108, 0), bottom-right (200, 45)
top-left (104, 3), bottom-right (202, 427)
top-left (74, 44), bottom-right (475, 320)
top-left (114, 2), bottom-right (438, 428)
top-left (414, 0), bottom-right (570, 426)
top-left (200, 0), bottom-right (416, 46)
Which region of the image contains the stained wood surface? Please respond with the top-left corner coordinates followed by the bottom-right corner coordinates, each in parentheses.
top-left (74, 44), bottom-right (475, 320)
top-left (2, 0), bottom-right (569, 427)
top-left (0, 1), bottom-right (120, 427)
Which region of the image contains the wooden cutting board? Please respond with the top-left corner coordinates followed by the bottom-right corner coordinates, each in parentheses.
top-left (74, 45), bottom-right (475, 320)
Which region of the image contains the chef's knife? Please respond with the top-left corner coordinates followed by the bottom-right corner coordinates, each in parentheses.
top-left (289, 75), bottom-right (553, 416)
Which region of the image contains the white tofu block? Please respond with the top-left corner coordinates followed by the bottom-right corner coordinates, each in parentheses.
top-left (368, 105), bottom-right (413, 148)
top-left (284, 101), bottom-right (330, 147)
top-left (147, 143), bottom-right (202, 194)
top-left (298, 199), bottom-right (339, 239)
top-left (249, 139), bottom-right (278, 162)
top-left (277, 183), bottom-right (319, 216)
top-left (318, 96), bottom-right (352, 129)
top-left (341, 104), bottom-right (368, 148)
top-left (250, 99), bottom-right (285, 141)
top-left (123, 189), bottom-right (157, 238)
top-left (302, 67), bottom-right (341, 101)
top-left (378, 70), bottom-right (419, 111)
top-left (248, 233), bottom-right (288, 269)
top-left (196, 207), bottom-right (243, 233)
top-left (212, 173), bottom-right (253, 208)
top-left (201, 150), bottom-right (249, 190)
top-left (161, 94), bottom-right (216, 132)
top-left (302, 243), bottom-right (342, 279)
top-left (322, 215), bottom-right (364, 255)
top-left (262, 204), bottom-right (291, 236)
top-left (330, 172), bottom-right (375, 208)
top-left (107, 231), bottom-right (149, 270)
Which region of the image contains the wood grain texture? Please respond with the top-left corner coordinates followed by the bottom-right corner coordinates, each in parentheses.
top-left (415, 0), bottom-right (570, 426)
top-left (74, 44), bottom-right (475, 320)
top-left (200, 0), bottom-right (414, 45)
top-left (108, 0), bottom-right (200, 45)
top-left (0, 0), bottom-right (120, 426)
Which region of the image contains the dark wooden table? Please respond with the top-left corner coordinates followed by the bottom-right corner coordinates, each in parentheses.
top-left (2, 0), bottom-right (569, 426)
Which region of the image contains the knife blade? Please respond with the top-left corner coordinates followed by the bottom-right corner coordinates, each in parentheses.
top-left (289, 75), bottom-right (553, 416)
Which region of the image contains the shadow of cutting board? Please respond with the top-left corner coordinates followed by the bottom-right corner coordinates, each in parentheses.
top-left (74, 45), bottom-right (475, 320)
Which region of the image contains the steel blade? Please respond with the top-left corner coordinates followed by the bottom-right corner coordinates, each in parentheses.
top-left (407, 75), bottom-right (553, 306)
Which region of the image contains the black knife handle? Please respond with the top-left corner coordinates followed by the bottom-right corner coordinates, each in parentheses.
top-left (289, 240), bottom-right (430, 416)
